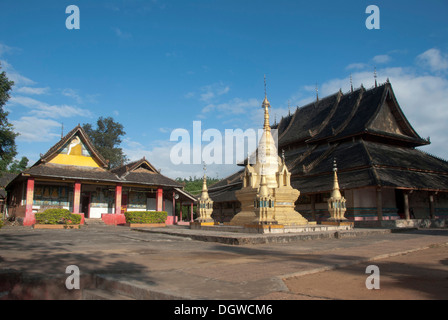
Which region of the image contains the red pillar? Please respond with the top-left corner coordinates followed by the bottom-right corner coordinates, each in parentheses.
top-left (23, 178), bottom-right (35, 226)
top-left (190, 202), bottom-right (194, 222)
top-left (156, 188), bottom-right (163, 211)
top-left (179, 201), bottom-right (183, 222)
top-left (73, 181), bottom-right (81, 214)
top-left (171, 191), bottom-right (176, 225)
top-left (115, 184), bottom-right (122, 214)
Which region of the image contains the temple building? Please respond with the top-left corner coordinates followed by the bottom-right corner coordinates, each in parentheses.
top-left (208, 81), bottom-right (448, 224)
top-left (5, 125), bottom-right (196, 226)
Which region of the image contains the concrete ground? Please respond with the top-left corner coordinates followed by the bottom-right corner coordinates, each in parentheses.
top-left (0, 225), bottom-right (447, 300)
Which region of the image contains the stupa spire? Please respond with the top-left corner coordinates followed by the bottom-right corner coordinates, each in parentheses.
top-left (331, 159), bottom-right (342, 199)
top-left (200, 162), bottom-right (209, 200)
top-left (262, 74), bottom-right (271, 132)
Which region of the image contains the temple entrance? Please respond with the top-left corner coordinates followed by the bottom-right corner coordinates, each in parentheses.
top-left (395, 189), bottom-right (405, 219)
top-left (81, 193), bottom-right (90, 218)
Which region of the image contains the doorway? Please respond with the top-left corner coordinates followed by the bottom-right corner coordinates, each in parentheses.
top-left (81, 193), bottom-right (90, 218)
top-left (395, 189), bottom-right (405, 219)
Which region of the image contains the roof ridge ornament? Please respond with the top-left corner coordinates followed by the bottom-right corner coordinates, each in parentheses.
top-left (350, 73), bottom-right (354, 93)
top-left (374, 67), bottom-right (378, 88)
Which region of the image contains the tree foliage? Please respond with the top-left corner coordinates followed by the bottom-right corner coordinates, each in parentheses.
top-left (0, 62), bottom-right (18, 173)
top-left (8, 156), bottom-right (29, 173)
top-left (175, 176), bottom-right (220, 196)
top-left (82, 116), bottom-right (128, 168)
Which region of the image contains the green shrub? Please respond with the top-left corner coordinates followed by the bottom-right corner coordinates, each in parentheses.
top-left (124, 211), bottom-right (167, 224)
top-left (35, 209), bottom-right (81, 225)
top-left (0, 219), bottom-right (3, 229)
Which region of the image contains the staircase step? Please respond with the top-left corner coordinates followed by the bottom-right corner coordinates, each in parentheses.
top-left (84, 218), bottom-right (106, 225)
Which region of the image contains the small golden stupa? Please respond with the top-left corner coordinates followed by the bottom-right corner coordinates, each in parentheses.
top-left (194, 163), bottom-right (215, 225)
top-left (326, 159), bottom-right (347, 221)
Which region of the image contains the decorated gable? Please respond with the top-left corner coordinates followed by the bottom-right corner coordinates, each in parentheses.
top-left (49, 134), bottom-right (102, 168)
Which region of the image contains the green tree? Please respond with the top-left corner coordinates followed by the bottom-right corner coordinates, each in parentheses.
top-left (0, 62), bottom-right (17, 173)
top-left (175, 176), bottom-right (220, 196)
top-left (8, 156), bottom-right (29, 173)
top-left (82, 116), bottom-right (128, 168)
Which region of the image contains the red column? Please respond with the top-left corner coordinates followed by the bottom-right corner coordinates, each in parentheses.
top-left (23, 178), bottom-right (35, 226)
top-left (115, 184), bottom-right (122, 214)
top-left (171, 191), bottom-right (176, 225)
top-left (179, 201), bottom-right (183, 222)
top-left (73, 181), bottom-right (81, 214)
top-left (156, 188), bottom-right (163, 211)
top-left (190, 203), bottom-right (194, 222)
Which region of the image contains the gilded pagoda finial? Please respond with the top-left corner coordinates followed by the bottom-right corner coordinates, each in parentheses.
top-left (264, 74), bottom-right (267, 98)
top-left (262, 75), bottom-right (271, 132)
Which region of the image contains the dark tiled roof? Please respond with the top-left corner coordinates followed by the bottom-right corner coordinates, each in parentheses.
top-left (0, 173), bottom-right (17, 187)
top-left (122, 172), bottom-right (181, 188)
top-left (1, 173), bottom-right (20, 198)
top-left (278, 92), bottom-right (339, 146)
top-left (291, 168), bottom-right (377, 194)
top-left (24, 163), bottom-right (120, 183)
top-left (111, 158), bottom-right (158, 177)
top-left (278, 83), bottom-right (428, 148)
top-left (112, 158), bottom-right (182, 188)
top-left (18, 158), bottom-right (183, 188)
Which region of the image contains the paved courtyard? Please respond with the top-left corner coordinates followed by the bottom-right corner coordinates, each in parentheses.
top-left (0, 225), bottom-right (447, 300)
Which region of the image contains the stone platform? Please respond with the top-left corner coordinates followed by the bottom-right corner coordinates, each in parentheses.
top-left (133, 224), bottom-right (393, 245)
top-left (199, 223), bottom-right (353, 234)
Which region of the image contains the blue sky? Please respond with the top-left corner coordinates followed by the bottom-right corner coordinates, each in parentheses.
top-left (1, 0), bottom-right (448, 179)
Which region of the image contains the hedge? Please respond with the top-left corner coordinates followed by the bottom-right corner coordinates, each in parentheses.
top-left (124, 211), bottom-right (168, 224)
top-left (35, 209), bottom-right (82, 225)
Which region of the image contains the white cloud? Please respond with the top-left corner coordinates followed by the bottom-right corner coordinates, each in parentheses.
top-left (199, 83), bottom-right (230, 102)
top-left (184, 92), bottom-right (195, 99)
top-left (30, 104), bottom-right (93, 119)
top-left (202, 97), bottom-right (259, 115)
top-left (0, 43), bottom-right (17, 56)
top-left (15, 86), bottom-right (50, 95)
top-left (0, 59), bottom-right (35, 85)
top-left (9, 95), bottom-right (45, 108)
top-left (346, 63), bottom-right (368, 70)
top-left (12, 117), bottom-right (62, 142)
top-left (9, 95), bottom-right (92, 118)
top-left (112, 27), bottom-right (132, 39)
top-left (416, 48), bottom-right (448, 73)
top-left (62, 88), bottom-right (83, 104)
top-left (372, 54), bottom-right (391, 64)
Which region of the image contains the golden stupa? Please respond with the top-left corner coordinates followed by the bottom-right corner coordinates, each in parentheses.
top-left (229, 86), bottom-right (310, 226)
